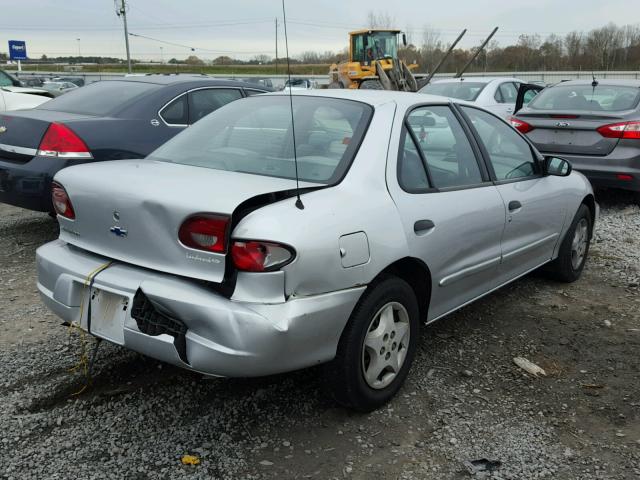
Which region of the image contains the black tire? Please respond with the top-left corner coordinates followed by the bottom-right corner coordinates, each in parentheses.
top-left (328, 81), bottom-right (344, 89)
top-left (359, 79), bottom-right (384, 90)
top-left (326, 276), bottom-right (420, 412)
top-left (546, 204), bottom-right (592, 283)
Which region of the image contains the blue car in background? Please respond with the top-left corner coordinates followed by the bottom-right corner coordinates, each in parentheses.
top-left (0, 75), bottom-right (271, 212)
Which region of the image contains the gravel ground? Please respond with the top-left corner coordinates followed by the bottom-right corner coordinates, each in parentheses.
top-left (0, 190), bottom-right (639, 480)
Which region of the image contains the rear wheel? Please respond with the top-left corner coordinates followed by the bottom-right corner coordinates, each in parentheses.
top-left (359, 79), bottom-right (384, 90)
top-left (546, 204), bottom-right (592, 282)
top-left (326, 276), bottom-right (419, 412)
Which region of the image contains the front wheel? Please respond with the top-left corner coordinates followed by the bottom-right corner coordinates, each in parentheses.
top-left (359, 79), bottom-right (384, 90)
top-left (326, 276), bottom-right (420, 411)
top-left (546, 204), bottom-right (592, 282)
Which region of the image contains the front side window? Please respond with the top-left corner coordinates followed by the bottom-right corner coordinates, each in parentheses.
top-left (462, 106), bottom-right (537, 181)
top-left (188, 88), bottom-right (243, 123)
top-left (405, 106), bottom-right (483, 189)
top-left (149, 96), bottom-right (373, 185)
top-left (495, 82), bottom-right (518, 104)
top-left (352, 34), bottom-right (365, 62)
top-left (420, 82), bottom-right (488, 102)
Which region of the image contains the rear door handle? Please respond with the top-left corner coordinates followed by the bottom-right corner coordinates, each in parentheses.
top-left (414, 219), bottom-right (435, 235)
top-left (508, 200), bottom-right (522, 212)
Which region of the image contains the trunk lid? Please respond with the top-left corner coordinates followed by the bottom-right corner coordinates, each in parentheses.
top-left (0, 110), bottom-right (95, 163)
top-left (54, 160), bottom-right (304, 283)
top-left (516, 111), bottom-right (626, 156)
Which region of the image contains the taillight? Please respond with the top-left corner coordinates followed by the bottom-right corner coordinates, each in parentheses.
top-left (597, 121), bottom-right (640, 139)
top-left (51, 182), bottom-right (75, 219)
top-left (178, 215), bottom-right (229, 253)
top-left (38, 123), bottom-right (93, 159)
top-left (231, 240), bottom-right (294, 272)
top-left (509, 116), bottom-right (534, 134)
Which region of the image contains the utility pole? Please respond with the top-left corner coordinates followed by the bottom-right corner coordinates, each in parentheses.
top-left (275, 17), bottom-right (278, 75)
top-left (117, 0), bottom-right (132, 73)
top-left (76, 38), bottom-right (81, 58)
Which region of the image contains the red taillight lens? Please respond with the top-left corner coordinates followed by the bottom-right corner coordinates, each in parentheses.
top-left (231, 240), bottom-right (294, 272)
top-left (38, 123), bottom-right (93, 158)
top-left (509, 116), bottom-right (534, 134)
top-left (51, 182), bottom-right (75, 219)
top-left (178, 215), bottom-right (229, 253)
top-left (616, 174), bottom-right (634, 181)
top-left (597, 121), bottom-right (640, 139)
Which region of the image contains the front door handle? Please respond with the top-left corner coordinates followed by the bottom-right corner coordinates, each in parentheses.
top-left (508, 200), bottom-right (522, 212)
top-left (414, 219), bottom-right (435, 235)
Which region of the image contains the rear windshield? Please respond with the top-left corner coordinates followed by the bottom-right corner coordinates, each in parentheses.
top-left (528, 84), bottom-right (640, 112)
top-left (37, 80), bottom-right (160, 115)
top-left (149, 95), bottom-right (373, 184)
top-left (419, 82), bottom-right (488, 101)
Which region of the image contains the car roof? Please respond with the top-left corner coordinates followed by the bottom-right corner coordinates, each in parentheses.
top-left (104, 75), bottom-right (265, 88)
top-left (429, 76), bottom-right (522, 84)
top-left (274, 89), bottom-right (469, 109)
top-left (550, 79), bottom-right (640, 87)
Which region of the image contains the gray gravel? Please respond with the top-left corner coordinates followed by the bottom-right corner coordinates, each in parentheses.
top-left (0, 190), bottom-right (639, 479)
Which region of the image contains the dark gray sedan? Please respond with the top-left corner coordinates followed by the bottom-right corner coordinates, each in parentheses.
top-left (0, 75), bottom-right (270, 212)
top-left (511, 79), bottom-right (640, 198)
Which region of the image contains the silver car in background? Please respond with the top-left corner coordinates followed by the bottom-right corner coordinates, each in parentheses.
top-left (511, 79), bottom-right (640, 198)
top-left (419, 77), bottom-right (543, 119)
top-left (37, 90), bottom-right (596, 411)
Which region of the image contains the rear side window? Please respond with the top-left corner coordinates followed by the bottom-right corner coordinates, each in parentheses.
top-left (462, 106), bottom-right (537, 181)
top-left (37, 80), bottom-right (160, 115)
top-left (160, 95), bottom-right (188, 125)
top-left (188, 88), bottom-right (242, 123)
top-left (529, 84), bottom-right (640, 112)
top-left (398, 133), bottom-right (429, 191)
top-left (404, 106), bottom-right (483, 189)
top-left (149, 96), bottom-right (372, 185)
top-left (419, 82), bottom-right (488, 101)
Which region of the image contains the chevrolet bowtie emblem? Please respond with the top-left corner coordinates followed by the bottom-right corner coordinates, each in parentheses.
top-left (0, 126), bottom-right (7, 134)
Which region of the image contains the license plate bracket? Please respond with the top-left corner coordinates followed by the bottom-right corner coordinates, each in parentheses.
top-left (88, 288), bottom-right (129, 345)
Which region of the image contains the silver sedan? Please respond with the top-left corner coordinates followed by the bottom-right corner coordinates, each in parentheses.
top-left (37, 90), bottom-right (596, 411)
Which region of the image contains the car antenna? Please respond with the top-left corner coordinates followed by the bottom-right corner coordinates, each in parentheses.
top-left (282, 0), bottom-right (304, 210)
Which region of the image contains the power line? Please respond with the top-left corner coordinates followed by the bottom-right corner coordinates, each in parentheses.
top-left (128, 32), bottom-right (273, 55)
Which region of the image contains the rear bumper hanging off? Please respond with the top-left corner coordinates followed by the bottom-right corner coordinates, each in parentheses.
top-left (37, 240), bottom-right (365, 377)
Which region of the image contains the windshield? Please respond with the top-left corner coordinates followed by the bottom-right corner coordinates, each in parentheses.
top-left (37, 80), bottom-right (160, 115)
top-left (353, 32), bottom-right (398, 62)
top-left (528, 84), bottom-right (640, 112)
top-left (419, 81), bottom-right (488, 101)
top-left (149, 95), bottom-right (373, 184)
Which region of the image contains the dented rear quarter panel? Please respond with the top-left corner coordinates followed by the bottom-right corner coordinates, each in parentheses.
top-left (231, 100), bottom-right (411, 298)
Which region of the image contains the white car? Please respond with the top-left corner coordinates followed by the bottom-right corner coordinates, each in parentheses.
top-left (419, 77), bottom-right (543, 119)
top-left (0, 87), bottom-right (51, 111)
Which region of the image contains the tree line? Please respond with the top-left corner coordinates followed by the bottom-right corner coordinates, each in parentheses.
top-left (2, 22), bottom-right (639, 72)
top-left (408, 23), bottom-right (640, 73)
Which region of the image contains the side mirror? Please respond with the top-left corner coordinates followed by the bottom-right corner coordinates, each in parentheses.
top-left (544, 156), bottom-right (572, 177)
top-left (402, 33), bottom-right (407, 46)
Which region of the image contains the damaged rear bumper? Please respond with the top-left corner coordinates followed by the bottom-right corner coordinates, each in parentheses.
top-left (37, 240), bottom-right (365, 377)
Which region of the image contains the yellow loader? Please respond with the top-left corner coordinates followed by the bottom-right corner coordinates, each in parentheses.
top-left (329, 29), bottom-right (419, 91)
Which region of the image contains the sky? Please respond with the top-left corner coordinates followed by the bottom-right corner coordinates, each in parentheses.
top-left (1, 0), bottom-right (638, 61)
